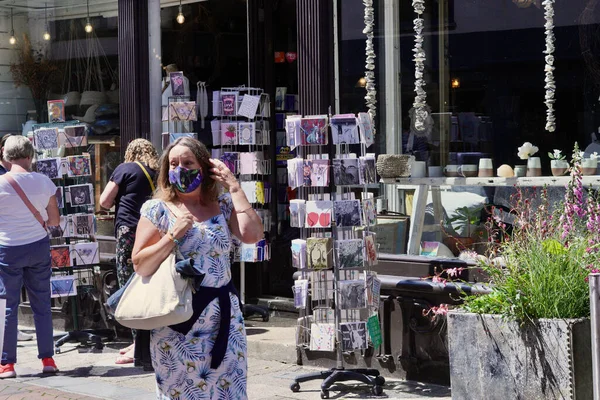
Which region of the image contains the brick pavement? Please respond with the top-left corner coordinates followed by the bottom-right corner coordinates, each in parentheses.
top-left (0, 380), bottom-right (101, 400)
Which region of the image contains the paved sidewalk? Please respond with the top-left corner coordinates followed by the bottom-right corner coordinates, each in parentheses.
top-left (0, 324), bottom-right (451, 400)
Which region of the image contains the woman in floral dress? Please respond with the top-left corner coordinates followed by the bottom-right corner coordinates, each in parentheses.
top-left (131, 137), bottom-right (264, 399)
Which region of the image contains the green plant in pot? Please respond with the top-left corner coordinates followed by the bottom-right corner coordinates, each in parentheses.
top-left (443, 143), bottom-right (595, 399)
top-left (442, 205), bottom-right (483, 256)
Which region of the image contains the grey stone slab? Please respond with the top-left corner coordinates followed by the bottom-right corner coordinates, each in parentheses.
top-left (448, 312), bottom-right (592, 400)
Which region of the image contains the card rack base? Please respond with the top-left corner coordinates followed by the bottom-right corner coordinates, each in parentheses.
top-left (290, 367), bottom-right (384, 398)
top-left (53, 329), bottom-right (115, 353)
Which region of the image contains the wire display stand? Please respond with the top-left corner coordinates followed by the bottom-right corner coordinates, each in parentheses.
top-left (32, 121), bottom-right (115, 352)
top-left (286, 111), bottom-right (384, 398)
top-left (213, 86), bottom-right (272, 321)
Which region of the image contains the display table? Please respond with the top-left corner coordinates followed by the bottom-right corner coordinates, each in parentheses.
top-left (381, 175), bottom-right (600, 255)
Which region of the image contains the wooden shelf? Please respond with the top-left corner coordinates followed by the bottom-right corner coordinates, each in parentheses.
top-left (381, 175), bottom-right (600, 188)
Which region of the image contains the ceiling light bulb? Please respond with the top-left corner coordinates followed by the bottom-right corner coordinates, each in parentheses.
top-left (85, 18), bottom-right (93, 33)
top-left (176, 6), bottom-right (185, 24)
top-left (43, 31), bottom-right (51, 41)
top-left (9, 34), bottom-right (16, 45)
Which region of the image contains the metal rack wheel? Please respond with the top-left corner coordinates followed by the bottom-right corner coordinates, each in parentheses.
top-left (320, 390), bottom-right (329, 399)
top-left (375, 375), bottom-right (385, 386)
top-left (290, 382), bottom-right (300, 392)
top-left (372, 385), bottom-right (383, 396)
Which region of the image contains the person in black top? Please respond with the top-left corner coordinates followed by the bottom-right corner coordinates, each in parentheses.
top-left (0, 134), bottom-right (13, 175)
top-left (99, 138), bottom-right (159, 367)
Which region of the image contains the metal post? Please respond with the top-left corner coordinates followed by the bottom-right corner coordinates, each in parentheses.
top-left (589, 273), bottom-right (600, 400)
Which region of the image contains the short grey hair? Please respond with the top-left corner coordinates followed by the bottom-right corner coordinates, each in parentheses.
top-left (3, 136), bottom-right (34, 162)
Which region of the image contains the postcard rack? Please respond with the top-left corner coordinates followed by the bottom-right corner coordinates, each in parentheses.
top-left (286, 111), bottom-right (382, 398)
top-left (32, 121), bottom-right (115, 352)
top-left (210, 85), bottom-right (273, 321)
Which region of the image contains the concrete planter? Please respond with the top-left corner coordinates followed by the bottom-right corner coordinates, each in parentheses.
top-left (447, 312), bottom-right (592, 400)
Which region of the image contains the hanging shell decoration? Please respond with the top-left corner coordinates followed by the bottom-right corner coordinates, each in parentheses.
top-left (542, 0), bottom-right (556, 132)
top-left (363, 0), bottom-right (377, 133)
top-left (412, 0), bottom-right (428, 132)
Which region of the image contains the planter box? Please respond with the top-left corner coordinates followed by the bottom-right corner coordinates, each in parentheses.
top-left (448, 312), bottom-right (592, 400)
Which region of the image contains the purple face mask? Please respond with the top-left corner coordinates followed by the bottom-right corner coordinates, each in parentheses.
top-left (168, 166), bottom-right (203, 193)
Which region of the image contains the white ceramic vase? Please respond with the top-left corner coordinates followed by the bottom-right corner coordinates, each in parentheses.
top-left (550, 159), bottom-right (569, 176)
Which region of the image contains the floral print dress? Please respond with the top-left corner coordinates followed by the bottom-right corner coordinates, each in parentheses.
top-left (140, 193), bottom-right (247, 400)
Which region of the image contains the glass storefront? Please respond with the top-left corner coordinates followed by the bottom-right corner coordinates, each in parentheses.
top-left (338, 0), bottom-right (600, 258)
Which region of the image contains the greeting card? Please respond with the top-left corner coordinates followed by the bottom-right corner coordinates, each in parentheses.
top-left (312, 308), bottom-right (335, 323)
top-left (289, 200), bottom-right (306, 228)
top-left (255, 181), bottom-right (265, 204)
top-left (285, 117), bottom-right (302, 148)
top-left (55, 187), bottom-right (64, 209)
top-left (287, 158), bottom-right (304, 189)
top-left (238, 95), bottom-right (260, 119)
top-left (300, 116), bottom-right (328, 145)
top-left (50, 245), bottom-right (71, 268)
top-left (293, 279), bottom-right (309, 309)
top-left (302, 160), bottom-right (313, 187)
top-left (358, 112), bottom-right (375, 148)
top-left (309, 323), bottom-right (335, 351)
top-left (364, 234), bottom-right (378, 266)
top-left (67, 184), bottom-right (94, 206)
top-left (310, 159), bottom-right (329, 187)
top-left (359, 155), bottom-right (377, 184)
top-left (169, 71), bottom-right (185, 96)
top-left (275, 87), bottom-right (287, 110)
top-left (47, 100), bottom-right (65, 123)
top-left (362, 198), bottom-right (377, 226)
top-left (296, 316), bottom-right (312, 346)
top-left (50, 275), bottom-right (77, 298)
top-left (238, 122), bottom-right (256, 145)
top-left (330, 115), bottom-right (360, 145)
top-left (72, 213), bottom-right (95, 237)
top-left (338, 279), bottom-right (367, 309)
top-left (167, 132), bottom-right (197, 146)
top-left (311, 270), bottom-right (334, 300)
top-left (212, 90), bottom-right (222, 116)
top-left (340, 321), bottom-right (368, 351)
top-left (36, 158), bottom-right (62, 179)
top-left (241, 181), bottom-right (257, 203)
top-left (305, 201), bottom-right (333, 228)
top-left (221, 123), bottom-right (238, 146)
top-left (332, 158), bottom-right (360, 186)
top-left (34, 128), bottom-right (59, 150)
top-left (221, 92), bottom-right (239, 116)
top-left (211, 120), bottom-right (221, 146)
top-left (334, 200), bottom-right (362, 227)
top-left (67, 155), bottom-right (92, 177)
top-left (336, 239), bottom-right (364, 269)
top-left (61, 125), bottom-right (88, 148)
top-left (71, 242), bottom-right (100, 266)
top-left (291, 239), bottom-right (307, 269)
top-left (367, 314), bottom-right (383, 348)
top-left (306, 237), bottom-right (333, 270)
top-left (221, 152), bottom-right (239, 175)
top-left (366, 273), bottom-right (382, 308)
top-left (240, 152), bottom-right (265, 175)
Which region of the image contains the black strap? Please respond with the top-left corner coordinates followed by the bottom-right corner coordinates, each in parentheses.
top-left (169, 281), bottom-right (239, 369)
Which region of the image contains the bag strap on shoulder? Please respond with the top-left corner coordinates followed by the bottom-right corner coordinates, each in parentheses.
top-left (2, 174), bottom-right (45, 227)
top-left (135, 161), bottom-right (156, 192)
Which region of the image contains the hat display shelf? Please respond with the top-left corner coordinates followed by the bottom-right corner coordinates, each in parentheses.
top-left (286, 111), bottom-right (384, 398)
top-left (213, 86), bottom-right (273, 322)
top-left (30, 121), bottom-right (115, 353)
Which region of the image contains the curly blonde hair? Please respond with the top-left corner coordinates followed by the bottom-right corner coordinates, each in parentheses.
top-left (124, 139), bottom-right (159, 170)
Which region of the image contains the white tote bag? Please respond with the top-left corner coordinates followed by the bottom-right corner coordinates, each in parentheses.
top-left (114, 251), bottom-right (192, 330)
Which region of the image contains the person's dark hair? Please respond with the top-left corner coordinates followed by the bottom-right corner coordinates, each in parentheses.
top-left (155, 137), bottom-right (218, 203)
top-left (0, 134), bottom-right (13, 161)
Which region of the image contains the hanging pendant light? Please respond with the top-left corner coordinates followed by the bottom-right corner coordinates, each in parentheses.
top-left (84, 0), bottom-right (93, 33)
top-left (43, 3), bottom-right (50, 41)
top-left (9, 8), bottom-right (16, 45)
top-left (176, 0), bottom-right (185, 24)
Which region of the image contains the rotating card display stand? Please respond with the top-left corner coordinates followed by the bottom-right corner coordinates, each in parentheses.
top-left (286, 111), bottom-right (383, 398)
top-left (31, 121), bottom-right (115, 352)
top-left (213, 86), bottom-right (272, 321)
